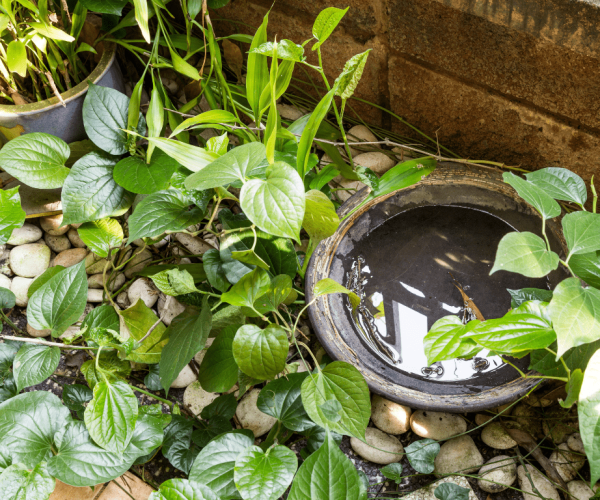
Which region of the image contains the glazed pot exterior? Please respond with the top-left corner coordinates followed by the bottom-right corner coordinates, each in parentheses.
top-left (0, 43), bottom-right (124, 144)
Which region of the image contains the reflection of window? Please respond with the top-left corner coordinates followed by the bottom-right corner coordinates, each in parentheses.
top-left (393, 302), bottom-right (429, 373)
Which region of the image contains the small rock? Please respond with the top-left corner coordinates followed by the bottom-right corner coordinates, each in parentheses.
top-left (158, 295), bottom-right (186, 326)
top-left (184, 381), bottom-right (218, 416)
top-left (236, 388), bottom-right (277, 437)
top-left (277, 103), bottom-right (304, 121)
top-left (116, 292), bottom-right (130, 309)
top-left (567, 480), bottom-right (599, 500)
top-left (7, 224), bottom-right (42, 245)
top-left (44, 233), bottom-right (71, 253)
top-left (434, 435), bottom-right (484, 476)
top-left (513, 403), bottom-right (543, 439)
top-left (132, 239), bottom-right (145, 247)
top-left (329, 175), bottom-right (367, 202)
top-left (478, 455), bottom-right (517, 493)
top-left (549, 442), bottom-right (586, 482)
top-left (9, 243), bottom-right (50, 277)
top-left (67, 228), bottom-right (86, 248)
top-left (84, 252), bottom-right (108, 275)
top-left (87, 289), bottom-right (105, 303)
top-left (27, 323), bottom-right (51, 337)
top-left (60, 325), bottom-right (81, 340)
top-left (128, 278), bottom-right (158, 308)
top-left (88, 273), bottom-right (126, 292)
top-left (350, 427), bottom-right (404, 465)
top-left (79, 303), bottom-right (95, 322)
top-left (354, 152), bottom-right (396, 175)
top-left (0, 249), bottom-right (12, 277)
top-left (194, 338), bottom-right (214, 366)
top-left (410, 410), bottom-right (467, 441)
top-left (347, 125), bottom-right (379, 155)
top-left (11, 277), bottom-right (33, 307)
top-left (568, 433), bottom-right (585, 454)
top-left (0, 275), bottom-right (11, 290)
top-left (371, 395), bottom-right (412, 435)
top-left (171, 364), bottom-right (197, 388)
top-left (543, 406), bottom-right (579, 444)
top-left (125, 248), bottom-right (152, 278)
top-left (518, 465), bottom-right (560, 500)
top-left (481, 422), bottom-right (517, 450)
top-left (475, 414), bottom-right (493, 426)
top-left (53, 248), bottom-right (87, 268)
top-left (151, 237), bottom-right (169, 249)
top-left (492, 403), bottom-right (513, 416)
top-left (174, 233), bottom-right (213, 255)
top-left (40, 214), bottom-right (69, 236)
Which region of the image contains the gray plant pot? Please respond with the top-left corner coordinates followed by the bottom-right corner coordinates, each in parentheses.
top-left (0, 43), bottom-right (124, 144)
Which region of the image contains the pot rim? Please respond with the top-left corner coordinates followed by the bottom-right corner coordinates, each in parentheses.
top-left (0, 42), bottom-right (117, 117)
top-left (305, 161), bottom-right (566, 412)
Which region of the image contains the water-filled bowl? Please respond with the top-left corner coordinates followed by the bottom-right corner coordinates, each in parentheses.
top-left (306, 162), bottom-right (568, 412)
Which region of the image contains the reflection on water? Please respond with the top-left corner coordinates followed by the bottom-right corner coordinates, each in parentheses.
top-left (343, 205), bottom-right (550, 383)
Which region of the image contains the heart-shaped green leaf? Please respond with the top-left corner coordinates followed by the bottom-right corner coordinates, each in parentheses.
top-left (77, 218), bottom-right (124, 258)
top-left (162, 416), bottom-right (199, 474)
top-left (490, 232), bottom-right (559, 278)
top-left (0, 187), bottom-right (26, 245)
top-left (313, 278), bottom-right (360, 311)
top-left (198, 324), bottom-right (240, 393)
top-left (0, 462), bottom-right (55, 500)
top-left (303, 190), bottom-right (340, 244)
top-left (503, 172), bottom-right (561, 220)
top-left (434, 483), bottom-right (471, 500)
top-left (62, 384), bottom-right (93, 413)
top-left (0, 287), bottom-right (15, 309)
top-left (562, 211), bottom-right (600, 257)
top-left (150, 269), bottom-right (200, 296)
top-left (27, 261), bottom-right (88, 337)
top-left (301, 361), bottom-right (370, 439)
top-left (240, 162), bottom-right (305, 241)
top-left (221, 267), bottom-right (270, 308)
top-left (0, 133), bottom-right (70, 189)
top-left (120, 300), bottom-right (168, 364)
top-left (571, 251), bottom-right (600, 289)
top-left (508, 288), bottom-right (554, 308)
top-left (234, 445), bottom-right (297, 500)
top-left (149, 479), bottom-right (220, 500)
top-left (201, 394), bottom-right (238, 421)
top-left (203, 249), bottom-right (230, 292)
top-left (578, 349), bottom-right (600, 485)
top-left (257, 373), bottom-right (313, 432)
top-left (13, 345), bottom-right (60, 392)
top-left (405, 439), bottom-right (440, 474)
top-left (127, 190), bottom-right (206, 243)
top-left (380, 463), bottom-right (403, 483)
top-left (233, 324), bottom-right (289, 380)
top-left (61, 152), bottom-right (134, 225)
top-left (113, 149), bottom-right (180, 194)
top-left (525, 168), bottom-right (587, 207)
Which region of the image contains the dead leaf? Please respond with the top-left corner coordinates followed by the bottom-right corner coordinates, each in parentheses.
top-left (450, 273), bottom-right (485, 321)
top-left (222, 39), bottom-right (243, 83)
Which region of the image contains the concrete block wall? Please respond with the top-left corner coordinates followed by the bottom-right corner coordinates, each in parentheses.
top-left (212, 0), bottom-right (600, 182)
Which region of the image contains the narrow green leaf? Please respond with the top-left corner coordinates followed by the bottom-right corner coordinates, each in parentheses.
top-left (368, 157), bottom-right (436, 200)
top-left (0, 187), bottom-right (26, 245)
top-left (133, 0), bottom-right (150, 42)
top-left (334, 49), bottom-right (371, 101)
top-left (144, 138), bottom-right (218, 173)
top-left (490, 232), bottom-right (559, 278)
top-left (13, 345), bottom-right (60, 392)
top-left (77, 218), bottom-right (123, 258)
top-left (6, 40), bottom-right (27, 77)
top-left (246, 12), bottom-right (269, 123)
top-left (170, 110), bottom-right (237, 138)
top-left (30, 22), bottom-right (74, 41)
top-left (503, 172), bottom-right (561, 220)
top-left (297, 90), bottom-right (334, 176)
top-left (560, 368), bottom-right (584, 408)
top-left (312, 7), bottom-right (348, 49)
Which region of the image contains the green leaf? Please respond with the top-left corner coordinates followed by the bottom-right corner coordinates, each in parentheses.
top-left (303, 190), bottom-right (340, 244)
top-left (191, 417), bottom-right (232, 449)
top-left (151, 479), bottom-right (220, 500)
top-left (201, 393), bottom-right (238, 420)
top-left (0, 187), bottom-right (26, 245)
top-left (234, 445), bottom-right (297, 500)
top-left (27, 261), bottom-right (88, 337)
top-left (63, 384), bottom-right (93, 413)
top-left (171, 48), bottom-right (201, 80)
top-left (78, 0), bottom-right (128, 15)
top-left (160, 299), bottom-right (211, 392)
top-left (221, 267), bottom-right (270, 308)
top-left (66, 140), bottom-right (102, 168)
top-left (0, 462), bottom-right (55, 500)
top-left (465, 313), bottom-right (555, 355)
top-left (81, 350), bottom-right (131, 389)
top-left (162, 416), bottom-right (199, 474)
top-left (405, 439), bottom-right (440, 474)
top-left (233, 324), bottom-right (289, 380)
top-left (240, 161), bottom-right (305, 241)
top-left (424, 316), bottom-right (482, 365)
top-left (355, 166), bottom-right (379, 190)
top-left (563, 211), bottom-right (600, 257)
top-left (0, 392), bottom-right (70, 469)
top-left (144, 138), bottom-right (218, 173)
top-left (434, 483), bottom-right (471, 500)
top-left (113, 150), bottom-right (180, 194)
top-left (120, 300), bottom-right (168, 364)
top-left (61, 152), bottom-right (134, 225)
top-left (0, 342), bottom-right (19, 384)
top-left (288, 429), bottom-right (364, 500)
top-left (185, 142), bottom-right (267, 191)
top-left (571, 251), bottom-right (600, 289)
top-left (334, 50), bottom-right (371, 101)
top-left (0, 287), bottom-right (15, 309)
top-left (503, 172), bottom-right (561, 220)
top-left (84, 380), bottom-right (138, 454)
top-left (319, 399), bottom-right (342, 422)
top-left (189, 432), bottom-right (254, 498)
top-left (13, 345), bottom-right (60, 392)
top-left (170, 110), bottom-right (237, 138)
top-left (250, 274), bottom-right (294, 315)
top-left (508, 288), bottom-right (553, 308)
top-left (83, 83), bottom-right (137, 155)
top-left (490, 232), bottom-right (559, 278)
top-left (313, 278), bottom-right (360, 311)
top-left (530, 339), bottom-right (600, 378)
top-left (144, 364), bottom-right (161, 392)
top-left (258, 60), bottom-right (295, 115)
top-left (312, 7), bottom-right (348, 49)
top-left (127, 190), bottom-right (206, 242)
top-left (6, 40), bottom-right (27, 77)
top-left (232, 249), bottom-right (270, 270)
top-left (525, 167), bottom-right (587, 207)
top-left (203, 249), bottom-right (230, 292)
top-left (250, 40), bottom-right (305, 62)
top-left (578, 349), bottom-right (600, 485)
top-left (198, 324), bottom-right (240, 393)
top-left (77, 218), bottom-right (124, 258)
top-left (301, 361), bottom-right (370, 439)
top-left (246, 12), bottom-right (269, 123)
top-left (28, 267), bottom-right (65, 299)
top-left (380, 463), bottom-right (403, 483)
top-left (30, 22), bottom-right (74, 41)
top-left (560, 368), bottom-right (584, 408)
top-left (150, 269), bottom-right (200, 296)
top-left (136, 264), bottom-right (207, 283)
top-left (297, 90), bottom-right (334, 177)
top-left (0, 133), bottom-right (70, 189)
top-left (82, 304), bottom-right (120, 332)
top-left (548, 277), bottom-right (600, 357)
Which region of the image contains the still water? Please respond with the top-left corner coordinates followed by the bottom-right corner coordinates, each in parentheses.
top-left (344, 205), bottom-right (550, 382)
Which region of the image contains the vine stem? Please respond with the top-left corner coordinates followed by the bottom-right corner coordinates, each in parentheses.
top-left (133, 385), bottom-right (174, 408)
top-left (501, 355), bottom-right (568, 382)
top-left (0, 335), bottom-right (98, 350)
top-left (0, 311), bottom-right (24, 334)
